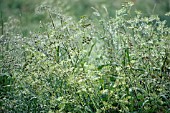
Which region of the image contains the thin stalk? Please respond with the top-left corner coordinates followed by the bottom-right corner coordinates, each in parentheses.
top-left (1, 11), bottom-right (4, 35)
top-left (47, 10), bottom-right (61, 63)
top-left (152, 3), bottom-right (157, 13)
top-left (56, 45), bottom-right (60, 63)
top-left (47, 9), bottom-right (56, 29)
top-left (88, 42), bottom-right (95, 56)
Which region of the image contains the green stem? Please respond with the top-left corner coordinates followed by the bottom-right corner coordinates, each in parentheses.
top-left (47, 9), bottom-right (56, 29)
top-left (1, 11), bottom-right (4, 35)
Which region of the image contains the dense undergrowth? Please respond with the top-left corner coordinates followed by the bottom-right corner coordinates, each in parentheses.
top-left (1, 2), bottom-right (170, 113)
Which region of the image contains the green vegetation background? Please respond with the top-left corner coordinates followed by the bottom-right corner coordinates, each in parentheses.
top-left (0, 0), bottom-right (170, 35)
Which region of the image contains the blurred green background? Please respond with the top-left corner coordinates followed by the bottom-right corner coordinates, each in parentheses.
top-left (0, 0), bottom-right (170, 35)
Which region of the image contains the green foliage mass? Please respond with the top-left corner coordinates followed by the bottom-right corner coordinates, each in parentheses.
top-left (1, 1), bottom-right (170, 113)
top-left (0, 0), bottom-right (170, 35)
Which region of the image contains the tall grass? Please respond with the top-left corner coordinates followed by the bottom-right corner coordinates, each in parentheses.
top-left (1, 2), bottom-right (170, 113)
